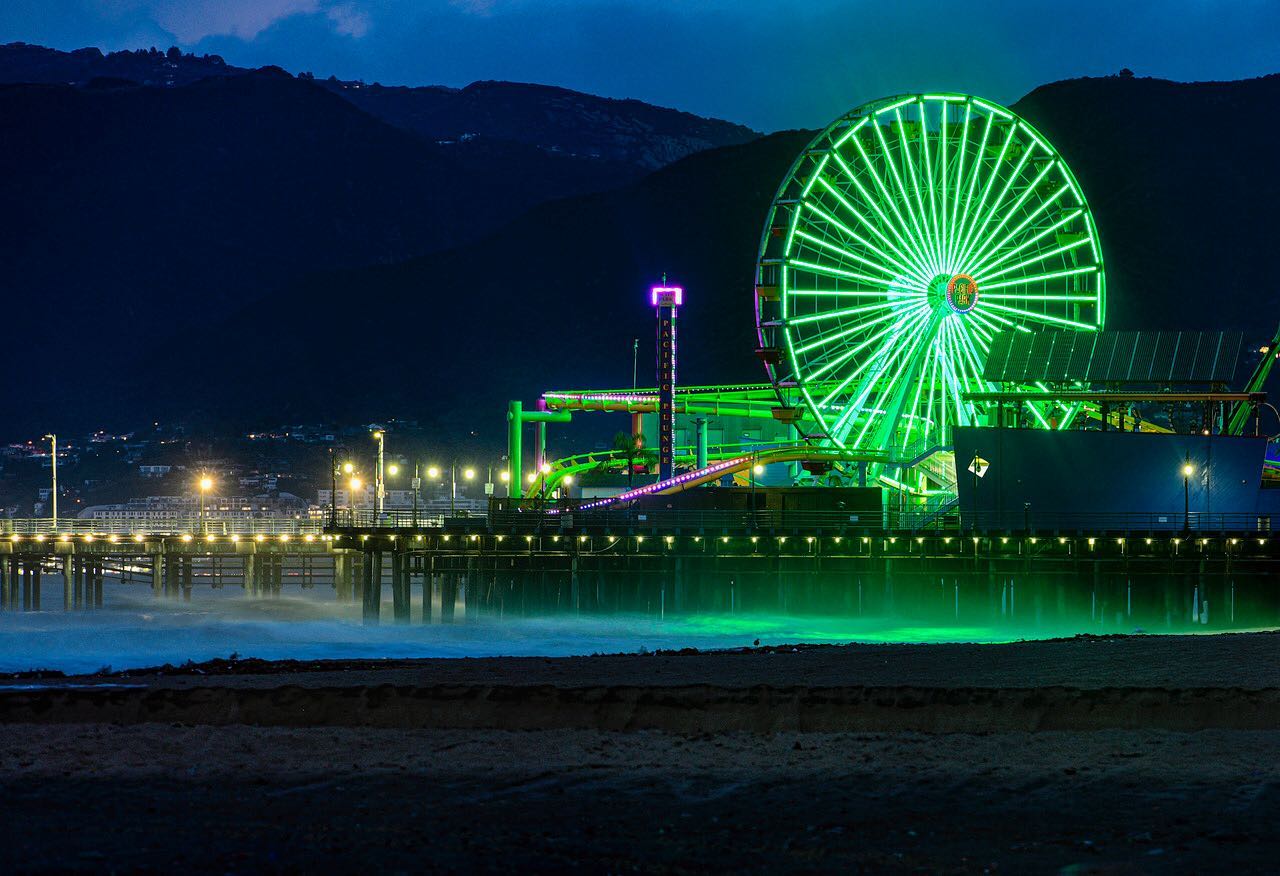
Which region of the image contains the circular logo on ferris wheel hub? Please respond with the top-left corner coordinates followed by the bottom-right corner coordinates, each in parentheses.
top-left (946, 274), bottom-right (979, 313)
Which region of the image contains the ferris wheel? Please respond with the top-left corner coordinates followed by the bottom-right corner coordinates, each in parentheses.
top-left (755, 93), bottom-right (1105, 455)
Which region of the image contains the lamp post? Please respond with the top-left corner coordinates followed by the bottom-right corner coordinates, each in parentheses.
top-left (444, 463), bottom-right (475, 515)
top-left (44, 433), bottom-right (57, 531)
top-left (750, 457), bottom-right (764, 529)
top-left (372, 430), bottom-right (386, 516)
top-left (198, 474), bottom-right (213, 535)
top-left (412, 463), bottom-right (421, 528)
top-left (1182, 456), bottom-right (1195, 532)
top-left (329, 451), bottom-right (338, 528)
top-left (348, 476), bottom-right (362, 526)
top-left (341, 462), bottom-right (355, 524)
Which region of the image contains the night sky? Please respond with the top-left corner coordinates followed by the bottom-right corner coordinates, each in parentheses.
top-left (2, 1), bottom-right (1278, 131)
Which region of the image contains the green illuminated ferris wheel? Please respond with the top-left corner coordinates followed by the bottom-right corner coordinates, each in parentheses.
top-left (755, 93), bottom-right (1105, 455)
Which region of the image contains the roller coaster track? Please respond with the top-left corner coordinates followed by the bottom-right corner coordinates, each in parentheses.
top-left (573, 444), bottom-right (941, 510)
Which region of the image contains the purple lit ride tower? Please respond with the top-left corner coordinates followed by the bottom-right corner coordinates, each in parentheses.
top-left (653, 285), bottom-right (683, 481)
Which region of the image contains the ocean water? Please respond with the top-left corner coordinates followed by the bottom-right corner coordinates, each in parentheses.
top-left (0, 571), bottom-right (1268, 674)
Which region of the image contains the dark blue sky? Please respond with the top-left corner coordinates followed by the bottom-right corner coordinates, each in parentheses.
top-left (3, 1), bottom-right (1278, 130)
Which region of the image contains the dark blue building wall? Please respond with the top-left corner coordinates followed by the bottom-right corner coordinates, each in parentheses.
top-left (952, 427), bottom-right (1272, 530)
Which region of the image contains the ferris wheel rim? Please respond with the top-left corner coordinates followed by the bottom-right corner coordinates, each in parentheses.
top-left (754, 92), bottom-right (1106, 455)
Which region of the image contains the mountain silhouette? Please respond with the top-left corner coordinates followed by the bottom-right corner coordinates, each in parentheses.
top-left (2, 52), bottom-right (1277, 443)
top-left (164, 73), bottom-right (1280, 445)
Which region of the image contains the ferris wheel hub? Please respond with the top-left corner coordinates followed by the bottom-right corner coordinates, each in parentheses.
top-left (944, 273), bottom-right (979, 314)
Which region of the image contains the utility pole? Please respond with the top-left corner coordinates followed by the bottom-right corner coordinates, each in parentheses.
top-left (44, 433), bottom-right (57, 530)
top-left (632, 338), bottom-right (639, 389)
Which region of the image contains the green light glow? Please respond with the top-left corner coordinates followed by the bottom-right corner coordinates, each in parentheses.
top-left (756, 92), bottom-right (1105, 461)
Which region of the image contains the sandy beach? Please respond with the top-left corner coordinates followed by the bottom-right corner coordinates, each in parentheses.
top-left (2, 634), bottom-right (1279, 872)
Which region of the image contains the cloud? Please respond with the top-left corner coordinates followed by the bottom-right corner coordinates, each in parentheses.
top-left (90, 0), bottom-right (370, 44)
top-left (139, 0), bottom-right (319, 43)
top-left (326, 3), bottom-right (370, 37)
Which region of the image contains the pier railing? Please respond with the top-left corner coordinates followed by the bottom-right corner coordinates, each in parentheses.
top-left (337, 507), bottom-right (1277, 536)
top-left (0, 517), bottom-right (325, 537)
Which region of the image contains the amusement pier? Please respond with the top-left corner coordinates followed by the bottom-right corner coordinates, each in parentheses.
top-left (4, 93), bottom-right (1279, 621)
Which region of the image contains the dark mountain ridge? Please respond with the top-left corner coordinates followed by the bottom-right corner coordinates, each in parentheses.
top-left (174, 72), bottom-right (1280, 444)
top-left (0, 42), bottom-right (758, 174)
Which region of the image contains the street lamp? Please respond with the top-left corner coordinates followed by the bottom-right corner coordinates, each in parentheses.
top-left (44, 433), bottom-right (56, 531)
top-left (1182, 456), bottom-right (1195, 532)
top-left (749, 458), bottom-right (762, 528)
top-left (450, 464), bottom-right (475, 515)
top-left (348, 476), bottom-right (362, 526)
top-left (198, 474), bottom-right (214, 534)
top-left (372, 430), bottom-right (386, 516)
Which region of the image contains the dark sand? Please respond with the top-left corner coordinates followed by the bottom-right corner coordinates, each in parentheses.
top-left (2, 634), bottom-right (1279, 872)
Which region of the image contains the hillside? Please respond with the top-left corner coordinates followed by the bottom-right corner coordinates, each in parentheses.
top-left (1011, 73), bottom-right (1280, 332)
top-left (318, 79), bottom-right (759, 170)
top-left (164, 73), bottom-right (1280, 445)
top-left (0, 43), bottom-right (757, 173)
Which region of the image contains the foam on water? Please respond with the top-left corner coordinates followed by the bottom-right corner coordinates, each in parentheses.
top-left (0, 587), bottom-right (1024, 675)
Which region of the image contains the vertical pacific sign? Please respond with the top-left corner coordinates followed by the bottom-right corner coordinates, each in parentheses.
top-left (653, 285), bottom-right (682, 481)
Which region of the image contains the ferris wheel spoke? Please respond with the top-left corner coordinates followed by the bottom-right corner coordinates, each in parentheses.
top-left (959, 158), bottom-right (1057, 274)
top-left (937, 102), bottom-right (951, 272)
top-left (980, 265), bottom-right (1099, 291)
top-left (980, 299), bottom-right (1099, 331)
top-left (804, 305), bottom-right (932, 393)
top-left (823, 307), bottom-right (933, 431)
top-left (894, 107), bottom-right (941, 273)
top-left (793, 229), bottom-right (909, 282)
top-left (953, 130), bottom-right (1038, 272)
top-left (952, 121), bottom-right (1017, 272)
top-left (815, 175), bottom-right (932, 283)
top-left (874, 116), bottom-right (938, 275)
top-left (901, 340), bottom-right (935, 449)
top-left (794, 301), bottom-right (925, 359)
top-left (974, 207), bottom-right (1083, 275)
top-left (945, 320), bottom-right (985, 425)
top-left (918, 102), bottom-right (945, 274)
top-left (943, 104), bottom-right (972, 269)
top-left (801, 201), bottom-right (931, 285)
top-left (786, 298), bottom-right (909, 327)
top-left (786, 258), bottom-right (897, 288)
top-left (843, 138), bottom-right (934, 276)
top-left (850, 311), bottom-right (939, 448)
top-left (920, 337), bottom-right (942, 446)
top-left (966, 177), bottom-right (1070, 276)
top-left (976, 235), bottom-right (1092, 284)
top-left (789, 288), bottom-right (914, 298)
top-left (952, 117), bottom-right (995, 269)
